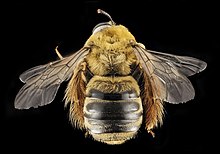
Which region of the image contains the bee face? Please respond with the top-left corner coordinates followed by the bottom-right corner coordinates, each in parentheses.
top-left (14, 9), bottom-right (207, 144)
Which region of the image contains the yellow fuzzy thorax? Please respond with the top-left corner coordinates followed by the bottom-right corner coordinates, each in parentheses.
top-left (84, 25), bottom-right (138, 76)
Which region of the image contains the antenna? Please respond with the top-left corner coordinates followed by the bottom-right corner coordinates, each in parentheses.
top-left (97, 9), bottom-right (116, 25)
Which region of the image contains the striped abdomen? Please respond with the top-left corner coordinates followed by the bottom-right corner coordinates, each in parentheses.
top-left (83, 76), bottom-right (143, 144)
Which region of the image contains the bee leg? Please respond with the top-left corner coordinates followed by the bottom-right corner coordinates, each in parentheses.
top-left (55, 46), bottom-right (63, 59)
top-left (85, 131), bottom-right (90, 138)
top-left (147, 129), bottom-right (155, 138)
top-left (64, 62), bottom-right (87, 129)
top-left (143, 98), bottom-right (164, 138)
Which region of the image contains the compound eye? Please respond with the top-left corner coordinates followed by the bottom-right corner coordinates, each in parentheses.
top-left (92, 22), bottom-right (111, 34)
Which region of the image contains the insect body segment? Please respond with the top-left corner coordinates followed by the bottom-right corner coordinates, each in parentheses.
top-left (84, 76), bottom-right (143, 144)
top-left (14, 9), bottom-right (207, 145)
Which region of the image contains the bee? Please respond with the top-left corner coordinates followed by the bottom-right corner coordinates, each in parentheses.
top-left (14, 9), bottom-right (207, 145)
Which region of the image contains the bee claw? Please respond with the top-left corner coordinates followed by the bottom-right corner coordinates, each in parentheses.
top-left (85, 131), bottom-right (89, 138)
top-left (148, 130), bottom-right (155, 138)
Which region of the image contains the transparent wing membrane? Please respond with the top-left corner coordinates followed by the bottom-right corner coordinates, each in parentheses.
top-left (15, 47), bottom-right (90, 109)
top-left (148, 49), bottom-right (207, 76)
top-left (133, 44), bottom-right (207, 103)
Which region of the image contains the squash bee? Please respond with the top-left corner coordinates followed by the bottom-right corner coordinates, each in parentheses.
top-left (14, 9), bottom-right (207, 145)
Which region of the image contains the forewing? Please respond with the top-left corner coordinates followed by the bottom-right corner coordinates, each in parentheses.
top-left (133, 45), bottom-right (206, 104)
top-left (15, 47), bottom-right (90, 109)
top-left (147, 49), bottom-right (207, 76)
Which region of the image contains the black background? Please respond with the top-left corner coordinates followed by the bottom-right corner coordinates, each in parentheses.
top-left (1, 0), bottom-right (218, 153)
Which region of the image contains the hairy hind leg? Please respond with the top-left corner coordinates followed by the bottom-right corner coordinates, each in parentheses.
top-left (143, 98), bottom-right (164, 137)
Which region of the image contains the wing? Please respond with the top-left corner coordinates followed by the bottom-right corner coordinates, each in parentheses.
top-left (133, 44), bottom-right (207, 104)
top-left (15, 47), bottom-right (90, 109)
top-left (147, 49), bottom-right (207, 76)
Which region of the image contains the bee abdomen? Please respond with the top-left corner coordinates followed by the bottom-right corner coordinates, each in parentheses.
top-left (85, 119), bottom-right (140, 134)
top-left (84, 101), bottom-right (141, 120)
top-left (84, 89), bottom-right (143, 144)
top-left (88, 89), bottom-right (138, 100)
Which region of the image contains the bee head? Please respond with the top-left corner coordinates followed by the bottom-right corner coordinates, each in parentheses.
top-left (92, 9), bottom-right (116, 34)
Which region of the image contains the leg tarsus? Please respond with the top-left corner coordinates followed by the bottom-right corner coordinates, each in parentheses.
top-left (147, 129), bottom-right (155, 138)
